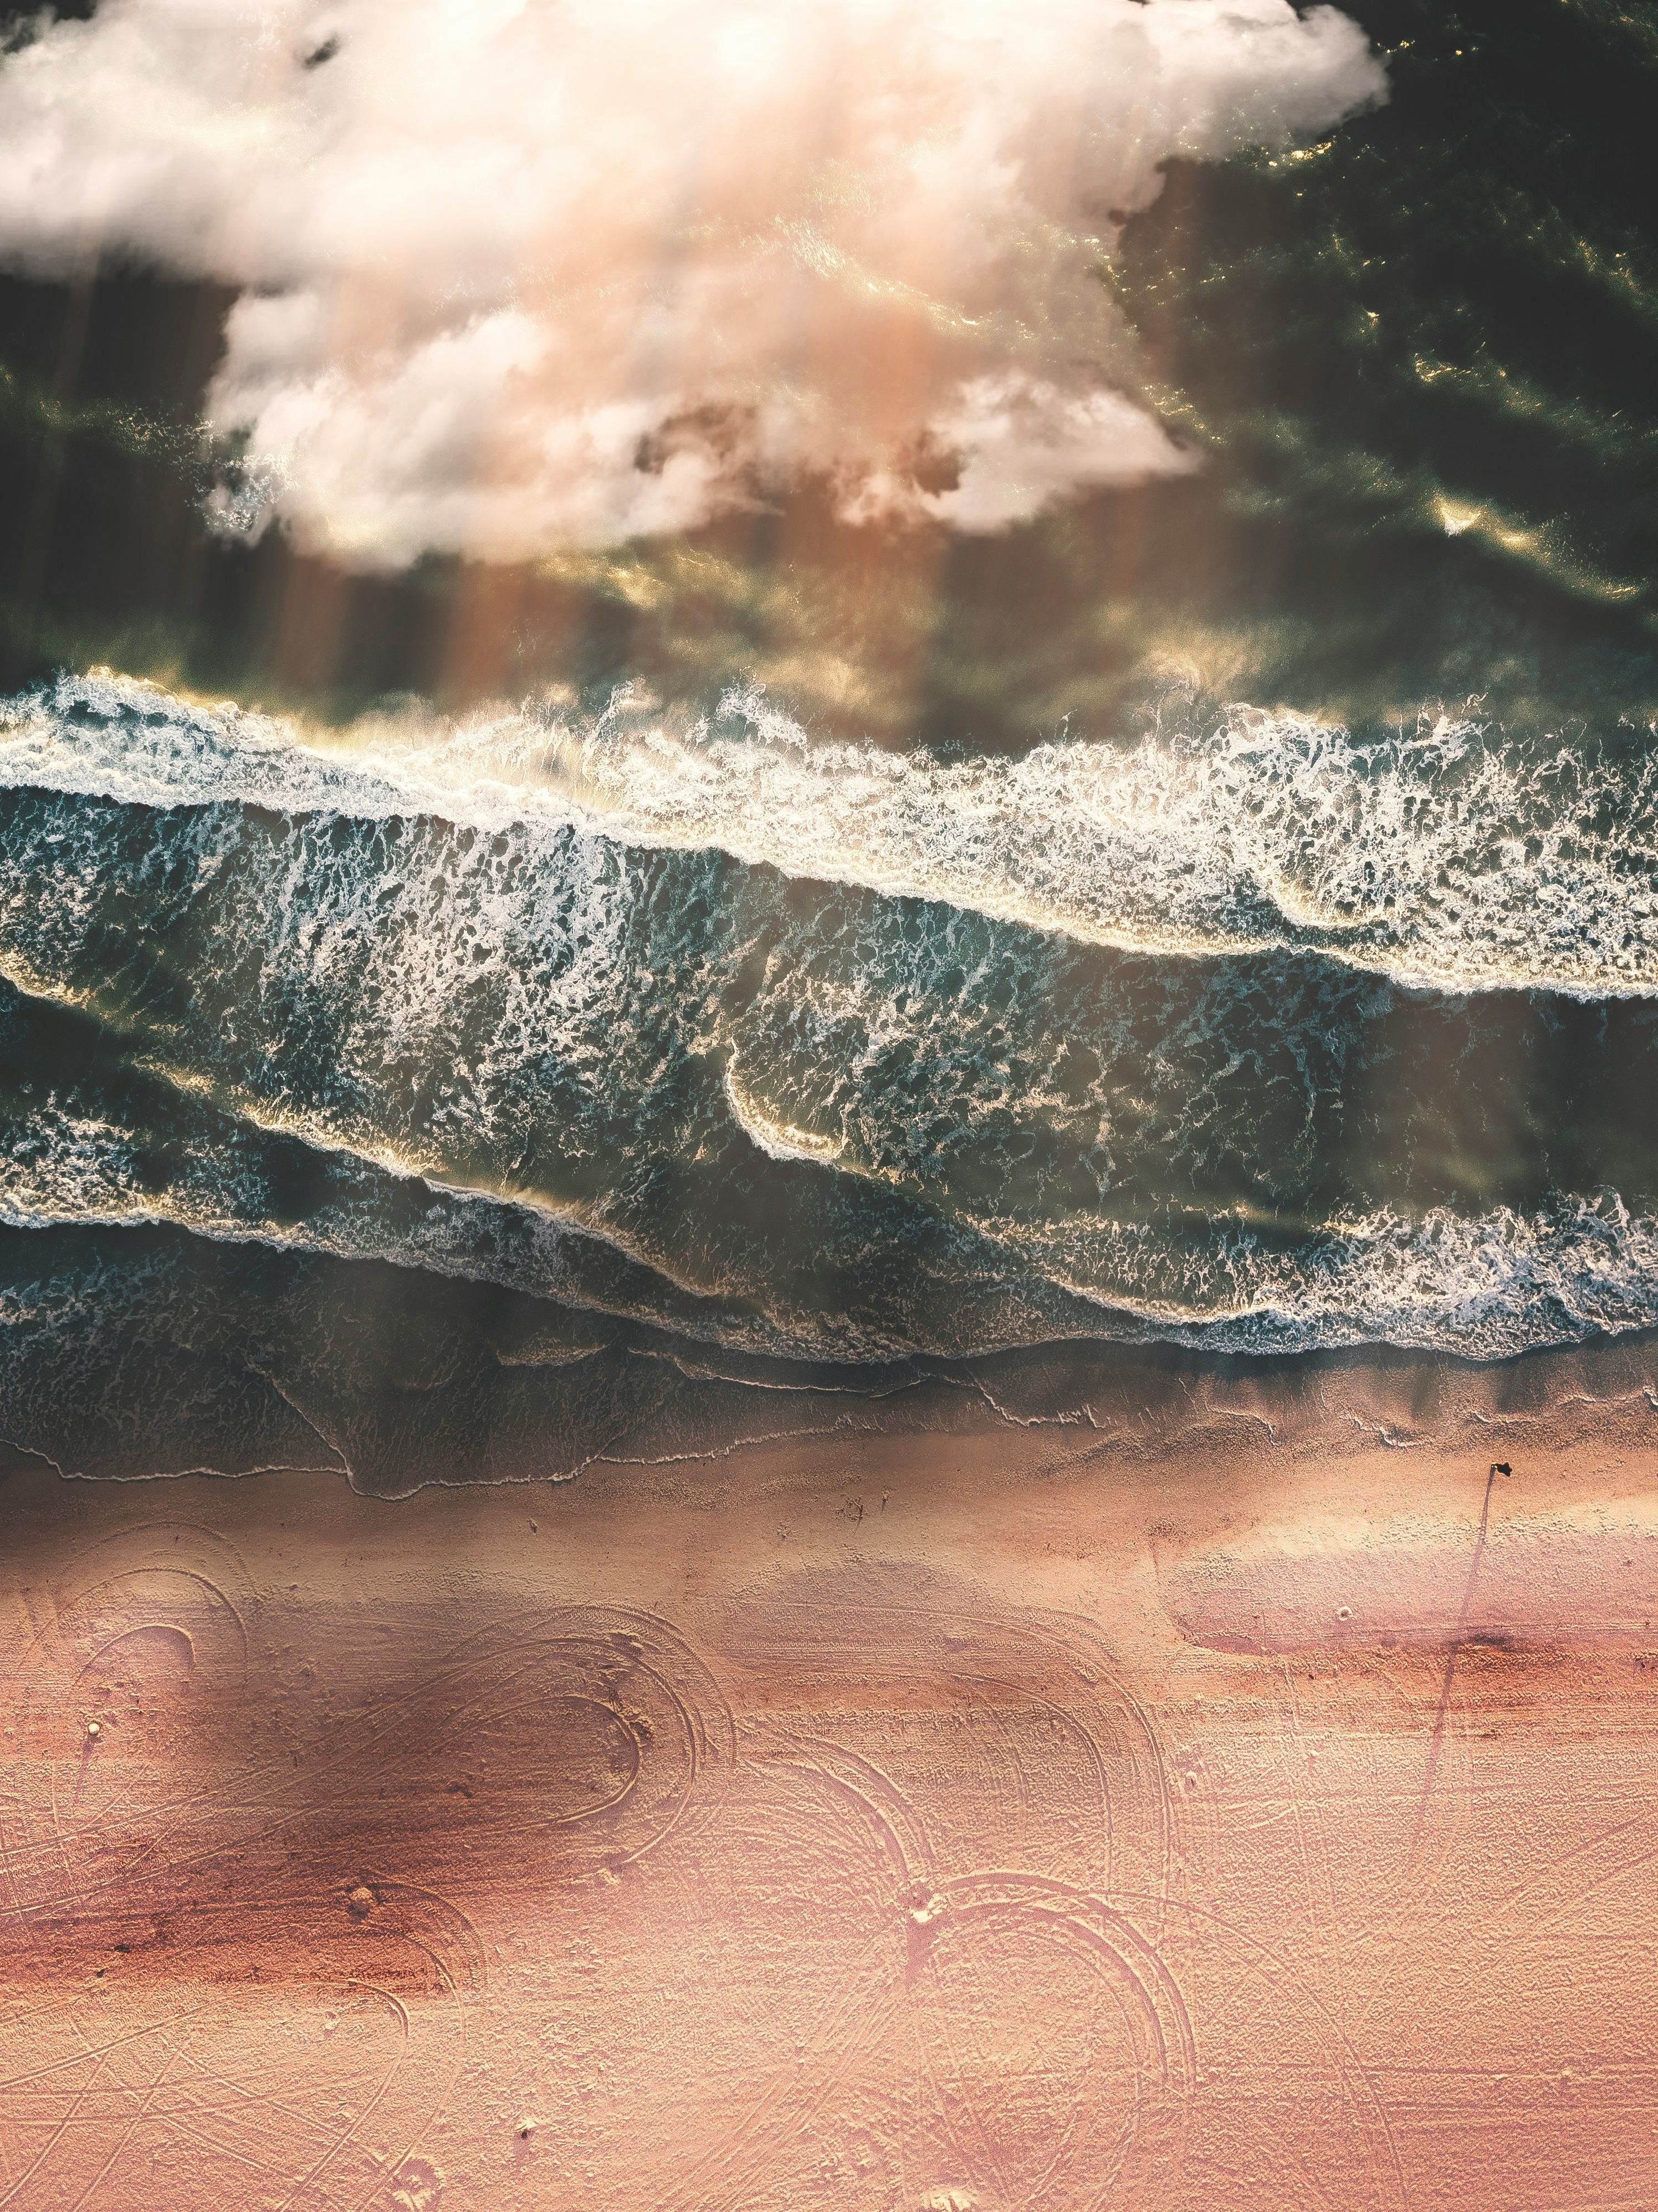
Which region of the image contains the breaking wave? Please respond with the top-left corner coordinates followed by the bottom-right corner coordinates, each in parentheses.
top-left (5, 669), bottom-right (1657, 998)
top-left (0, 668), bottom-right (1654, 1365)
top-left (0, 1087), bottom-right (1654, 1361)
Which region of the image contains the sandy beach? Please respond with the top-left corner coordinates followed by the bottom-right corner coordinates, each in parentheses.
top-left (3, 1345), bottom-right (1656, 2211)
top-left (1, 2), bottom-right (1655, 2205)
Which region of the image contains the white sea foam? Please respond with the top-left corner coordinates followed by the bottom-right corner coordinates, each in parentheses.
top-left (0, 1124), bottom-right (567, 1303)
top-left (3, 670), bottom-right (1656, 999)
top-left (996, 1193), bottom-right (1658, 1359)
top-left (0, 1087), bottom-right (1654, 1361)
top-left (3, 672), bottom-right (1657, 1364)
top-left (723, 1059), bottom-right (846, 1167)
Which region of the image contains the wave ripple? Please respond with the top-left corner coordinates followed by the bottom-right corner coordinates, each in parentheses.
top-left (0, 671), bottom-right (1654, 1362)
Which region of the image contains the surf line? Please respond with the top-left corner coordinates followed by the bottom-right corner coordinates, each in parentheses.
top-left (1407, 1460), bottom-right (1511, 1870)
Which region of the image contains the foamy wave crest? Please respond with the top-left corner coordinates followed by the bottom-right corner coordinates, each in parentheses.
top-left (3, 670), bottom-right (1658, 1366)
top-left (1, 1087), bottom-right (1654, 1361)
top-left (4, 672), bottom-right (1656, 997)
top-left (1001, 1193), bottom-right (1658, 1359)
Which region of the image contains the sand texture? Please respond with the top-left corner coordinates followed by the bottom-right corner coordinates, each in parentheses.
top-left (1, 1396), bottom-right (1656, 2210)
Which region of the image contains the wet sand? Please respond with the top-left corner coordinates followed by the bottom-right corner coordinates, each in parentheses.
top-left (3, 1383), bottom-right (1657, 2211)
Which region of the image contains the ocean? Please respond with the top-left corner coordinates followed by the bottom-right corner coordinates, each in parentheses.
top-left (0, 0), bottom-right (1655, 1485)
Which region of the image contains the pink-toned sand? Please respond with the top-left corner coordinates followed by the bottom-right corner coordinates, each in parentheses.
top-left (3, 1373), bottom-right (1657, 2210)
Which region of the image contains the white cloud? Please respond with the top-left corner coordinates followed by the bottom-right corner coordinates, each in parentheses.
top-left (0, 0), bottom-right (1385, 565)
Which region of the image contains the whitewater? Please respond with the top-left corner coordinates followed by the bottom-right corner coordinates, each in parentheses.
top-left (5, 670), bottom-right (1657, 1000)
top-left (0, 668), bottom-right (1655, 1365)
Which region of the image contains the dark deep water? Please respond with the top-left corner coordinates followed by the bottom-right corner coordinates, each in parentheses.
top-left (1, 0), bottom-right (1657, 1484)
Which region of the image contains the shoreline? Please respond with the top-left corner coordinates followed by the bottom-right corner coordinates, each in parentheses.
top-left (6, 1275), bottom-right (1656, 1494)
